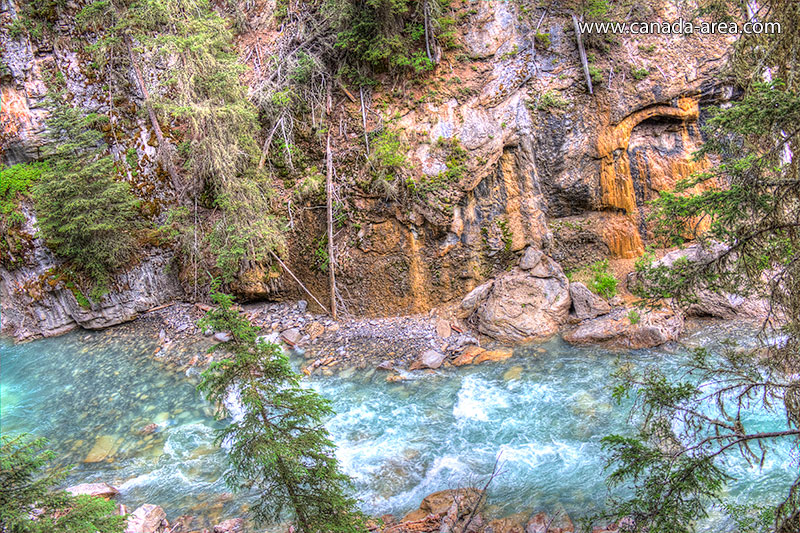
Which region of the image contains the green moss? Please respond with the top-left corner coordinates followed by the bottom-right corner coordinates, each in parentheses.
top-left (0, 162), bottom-right (49, 226)
top-left (631, 67), bottom-right (650, 80)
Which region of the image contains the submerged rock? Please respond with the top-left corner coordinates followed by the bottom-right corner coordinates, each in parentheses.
top-left (84, 435), bottom-right (119, 463)
top-left (214, 518), bottom-right (244, 533)
top-left (452, 345), bottom-right (486, 366)
top-left (401, 488), bottom-right (484, 522)
top-left (473, 347), bottom-right (513, 364)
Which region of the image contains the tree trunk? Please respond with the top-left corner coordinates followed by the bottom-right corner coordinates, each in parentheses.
top-left (126, 40), bottom-right (184, 191)
top-left (326, 131), bottom-right (338, 320)
top-left (572, 14), bottom-right (593, 95)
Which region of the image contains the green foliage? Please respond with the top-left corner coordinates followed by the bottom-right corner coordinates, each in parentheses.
top-left (626, 308), bottom-right (640, 325)
top-left (81, 0), bottom-right (285, 285)
top-left (312, 234), bottom-right (330, 272)
top-left (601, 434), bottom-right (730, 533)
top-left (609, 6), bottom-right (800, 527)
top-left (534, 32), bottom-right (551, 49)
top-left (630, 67), bottom-right (649, 80)
top-left (196, 290), bottom-right (367, 532)
top-left (331, 0), bottom-right (453, 76)
top-left (535, 90), bottom-right (568, 111)
top-left (586, 259), bottom-right (617, 298)
top-left (0, 434), bottom-right (126, 533)
top-left (588, 64), bottom-right (603, 85)
top-left (32, 95), bottom-right (140, 288)
top-left (499, 44), bottom-right (519, 61)
top-left (498, 219), bottom-right (513, 253)
top-left (0, 162), bottom-right (48, 226)
top-left (367, 128), bottom-right (410, 199)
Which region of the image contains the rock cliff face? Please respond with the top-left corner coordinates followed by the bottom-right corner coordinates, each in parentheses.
top-left (0, 0), bottom-right (737, 339)
top-left (0, 206), bottom-right (183, 340)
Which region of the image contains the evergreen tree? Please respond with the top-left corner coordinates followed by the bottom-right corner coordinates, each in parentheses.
top-left (32, 94), bottom-right (139, 293)
top-left (197, 290), bottom-right (366, 533)
top-left (0, 434), bottom-right (126, 533)
top-left (601, 2), bottom-right (800, 532)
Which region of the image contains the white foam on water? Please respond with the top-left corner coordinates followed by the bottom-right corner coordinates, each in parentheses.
top-left (453, 375), bottom-right (510, 422)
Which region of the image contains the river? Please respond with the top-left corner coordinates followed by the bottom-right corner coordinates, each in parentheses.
top-left (0, 321), bottom-right (793, 530)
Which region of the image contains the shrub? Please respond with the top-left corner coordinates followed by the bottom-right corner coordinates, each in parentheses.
top-left (534, 32), bottom-right (551, 48)
top-left (587, 259), bottom-right (618, 298)
top-left (627, 308), bottom-right (641, 325)
top-left (536, 90), bottom-right (568, 111)
top-left (631, 67), bottom-right (650, 80)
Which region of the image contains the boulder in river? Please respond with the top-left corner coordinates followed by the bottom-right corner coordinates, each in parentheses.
top-left (473, 347), bottom-right (513, 364)
top-left (65, 482), bottom-right (119, 499)
top-left (409, 349), bottom-right (447, 370)
top-left (562, 307), bottom-right (683, 349)
top-left (569, 282), bottom-right (611, 320)
top-left (485, 512), bottom-right (528, 533)
top-left (460, 256), bottom-right (571, 344)
top-left (401, 488), bottom-right (484, 522)
top-left (453, 345), bottom-right (486, 366)
top-left (125, 504), bottom-right (166, 533)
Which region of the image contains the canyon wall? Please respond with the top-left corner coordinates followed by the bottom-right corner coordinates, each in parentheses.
top-left (0, 0), bottom-right (736, 338)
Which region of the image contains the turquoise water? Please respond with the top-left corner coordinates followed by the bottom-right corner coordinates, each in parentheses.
top-left (0, 323), bottom-right (794, 529)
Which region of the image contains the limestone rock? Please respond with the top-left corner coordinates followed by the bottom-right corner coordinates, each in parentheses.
top-left (473, 347), bottom-right (513, 364)
top-left (401, 488), bottom-right (484, 522)
top-left (409, 349), bottom-right (447, 370)
top-left (280, 328), bottom-right (301, 346)
top-left (569, 282), bottom-right (611, 320)
top-left (458, 281), bottom-right (494, 318)
top-left (563, 308), bottom-right (683, 349)
top-left (125, 504), bottom-right (166, 533)
top-left (65, 482), bottom-right (119, 499)
top-left (519, 247), bottom-right (543, 270)
top-left (452, 345), bottom-right (486, 366)
top-left (0, 235), bottom-right (182, 341)
top-left (214, 518), bottom-right (244, 533)
top-left (461, 259), bottom-right (571, 344)
top-left (435, 318), bottom-right (452, 338)
top-left (213, 331), bottom-right (232, 343)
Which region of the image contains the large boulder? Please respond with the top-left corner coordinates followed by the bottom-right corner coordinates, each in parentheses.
top-left (125, 504), bottom-right (166, 533)
top-left (562, 307), bottom-right (683, 349)
top-left (65, 482), bottom-right (119, 500)
top-left (628, 243), bottom-right (768, 320)
top-left (569, 282), bottom-right (611, 320)
top-left (460, 254), bottom-right (571, 344)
